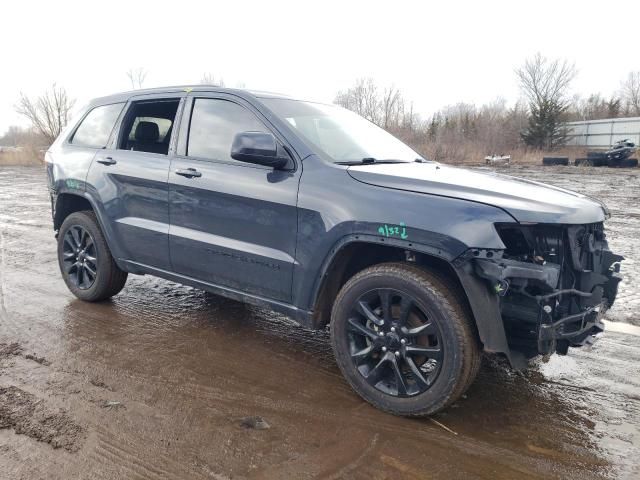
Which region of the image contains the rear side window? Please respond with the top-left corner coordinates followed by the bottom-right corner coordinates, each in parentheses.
top-left (71, 103), bottom-right (124, 148)
top-left (118, 99), bottom-right (180, 155)
top-left (187, 99), bottom-right (266, 161)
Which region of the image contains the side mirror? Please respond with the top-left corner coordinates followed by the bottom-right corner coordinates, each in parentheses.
top-left (231, 131), bottom-right (291, 169)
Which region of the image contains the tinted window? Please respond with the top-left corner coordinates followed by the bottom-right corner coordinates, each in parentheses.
top-left (71, 103), bottom-right (124, 148)
top-left (187, 99), bottom-right (266, 161)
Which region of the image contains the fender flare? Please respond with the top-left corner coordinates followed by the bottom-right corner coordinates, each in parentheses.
top-left (308, 233), bottom-right (463, 310)
top-left (308, 234), bottom-right (521, 369)
top-left (53, 190), bottom-right (127, 270)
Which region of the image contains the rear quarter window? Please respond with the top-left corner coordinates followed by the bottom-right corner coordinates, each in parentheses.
top-left (70, 103), bottom-right (125, 148)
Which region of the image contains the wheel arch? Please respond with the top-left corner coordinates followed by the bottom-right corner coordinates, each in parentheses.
top-left (53, 192), bottom-right (94, 231)
top-left (309, 236), bottom-right (516, 367)
top-left (310, 236), bottom-right (468, 327)
top-left (53, 191), bottom-right (126, 270)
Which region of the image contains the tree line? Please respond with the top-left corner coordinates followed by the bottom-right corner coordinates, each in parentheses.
top-left (3, 56), bottom-right (640, 164)
top-left (334, 55), bottom-right (640, 159)
top-left (0, 69), bottom-right (237, 148)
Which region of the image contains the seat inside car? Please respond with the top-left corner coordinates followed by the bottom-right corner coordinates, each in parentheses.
top-left (119, 98), bottom-right (180, 155)
top-left (132, 121), bottom-right (167, 154)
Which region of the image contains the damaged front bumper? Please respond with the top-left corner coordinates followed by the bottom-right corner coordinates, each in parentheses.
top-left (472, 224), bottom-right (623, 357)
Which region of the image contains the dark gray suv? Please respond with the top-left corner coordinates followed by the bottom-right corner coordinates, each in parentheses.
top-left (46, 86), bottom-right (622, 416)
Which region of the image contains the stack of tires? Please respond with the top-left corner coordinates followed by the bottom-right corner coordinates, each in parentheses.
top-left (574, 151), bottom-right (638, 168)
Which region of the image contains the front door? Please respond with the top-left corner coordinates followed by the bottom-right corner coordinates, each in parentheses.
top-left (168, 95), bottom-right (300, 302)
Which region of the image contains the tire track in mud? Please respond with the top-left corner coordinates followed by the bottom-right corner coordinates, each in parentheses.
top-left (90, 431), bottom-right (180, 480)
top-left (88, 376), bottom-right (574, 479)
top-left (59, 360), bottom-right (600, 479)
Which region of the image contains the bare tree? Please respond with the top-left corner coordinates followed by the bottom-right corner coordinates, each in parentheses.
top-left (336, 78), bottom-right (433, 150)
top-left (15, 84), bottom-right (75, 144)
top-left (381, 85), bottom-right (402, 130)
top-left (620, 71), bottom-right (640, 116)
top-left (516, 53), bottom-right (577, 107)
top-left (516, 53), bottom-right (577, 148)
top-left (334, 78), bottom-right (381, 125)
top-left (200, 73), bottom-right (225, 86)
top-left (126, 68), bottom-right (147, 89)
top-left (570, 93), bottom-right (622, 120)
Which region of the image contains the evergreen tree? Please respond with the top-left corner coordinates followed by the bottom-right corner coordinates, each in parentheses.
top-left (516, 53), bottom-right (576, 149)
top-left (521, 99), bottom-right (569, 149)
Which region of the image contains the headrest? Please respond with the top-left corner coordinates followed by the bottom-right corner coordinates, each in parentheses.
top-left (135, 121), bottom-right (159, 142)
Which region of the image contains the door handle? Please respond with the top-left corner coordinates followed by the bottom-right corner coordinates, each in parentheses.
top-left (175, 168), bottom-right (202, 178)
top-left (97, 157), bottom-right (117, 166)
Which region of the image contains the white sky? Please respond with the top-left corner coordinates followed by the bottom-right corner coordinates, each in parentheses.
top-left (1, 0), bottom-right (639, 134)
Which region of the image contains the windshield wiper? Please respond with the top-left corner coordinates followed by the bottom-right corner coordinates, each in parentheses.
top-left (335, 157), bottom-right (411, 166)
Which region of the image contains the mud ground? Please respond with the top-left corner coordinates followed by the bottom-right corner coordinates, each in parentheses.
top-left (0, 165), bottom-right (638, 479)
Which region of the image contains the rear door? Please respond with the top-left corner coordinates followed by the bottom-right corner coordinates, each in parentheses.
top-left (86, 93), bottom-right (185, 270)
top-left (168, 94), bottom-right (300, 302)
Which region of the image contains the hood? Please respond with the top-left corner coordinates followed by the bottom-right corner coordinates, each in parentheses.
top-left (347, 162), bottom-right (608, 224)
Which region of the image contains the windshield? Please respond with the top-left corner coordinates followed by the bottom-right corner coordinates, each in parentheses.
top-left (260, 98), bottom-right (424, 164)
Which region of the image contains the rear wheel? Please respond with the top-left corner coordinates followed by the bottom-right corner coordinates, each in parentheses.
top-left (57, 211), bottom-right (127, 302)
top-left (330, 263), bottom-right (480, 416)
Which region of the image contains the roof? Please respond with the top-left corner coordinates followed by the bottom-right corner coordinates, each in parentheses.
top-left (89, 85), bottom-right (296, 106)
top-left (566, 116), bottom-right (640, 125)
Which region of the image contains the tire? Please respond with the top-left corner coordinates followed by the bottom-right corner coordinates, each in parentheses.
top-left (608, 158), bottom-right (638, 168)
top-left (574, 158), bottom-right (592, 167)
top-left (587, 151), bottom-right (606, 161)
top-left (330, 262), bottom-right (481, 416)
top-left (542, 157), bottom-right (569, 166)
top-left (57, 211), bottom-right (127, 302)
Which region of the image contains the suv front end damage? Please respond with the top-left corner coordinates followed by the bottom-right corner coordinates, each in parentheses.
top-left (473, 222), bottom-right (622, 359)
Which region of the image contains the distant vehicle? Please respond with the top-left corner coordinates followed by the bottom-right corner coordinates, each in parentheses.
top-left (45, 86), bottom-right (623, 416)
top-left (484, 154), bottom-right (510, 165)
top-left (605, 139), bottom-right (636, 162)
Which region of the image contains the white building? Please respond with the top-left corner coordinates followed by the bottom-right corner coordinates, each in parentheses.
top-left (566, 117), bottom-right (640, 148)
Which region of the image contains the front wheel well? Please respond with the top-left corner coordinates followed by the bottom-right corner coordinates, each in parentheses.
top-left (311, 242), bottom-right (472, 330)
top-left (53, 193), bottom-right (93, 231)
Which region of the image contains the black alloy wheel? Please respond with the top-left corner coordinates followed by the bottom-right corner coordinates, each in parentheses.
top-left (347, 288), bottom-right (443, 397)
top-left (57, 210), bottom-right (128, 301)
top-left (62, 225), bottom-right (98, 290)
top-left (331, 263), bottom-right (481, 416)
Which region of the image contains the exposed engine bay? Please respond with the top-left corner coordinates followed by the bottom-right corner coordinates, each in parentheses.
top-left (474, 222), bottom-right (623, 359)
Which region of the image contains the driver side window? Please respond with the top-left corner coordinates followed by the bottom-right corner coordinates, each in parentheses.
top-left (187, 99), bottom-right (267, 162)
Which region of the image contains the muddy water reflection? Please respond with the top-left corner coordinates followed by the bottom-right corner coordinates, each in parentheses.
top-left (58, 274), bottom-right (639, 479)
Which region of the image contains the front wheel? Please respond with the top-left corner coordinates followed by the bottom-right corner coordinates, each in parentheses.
top-left (330, 263), bottom-right (480, 416)
top-left (57, 211), bottom-right (127, 302)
